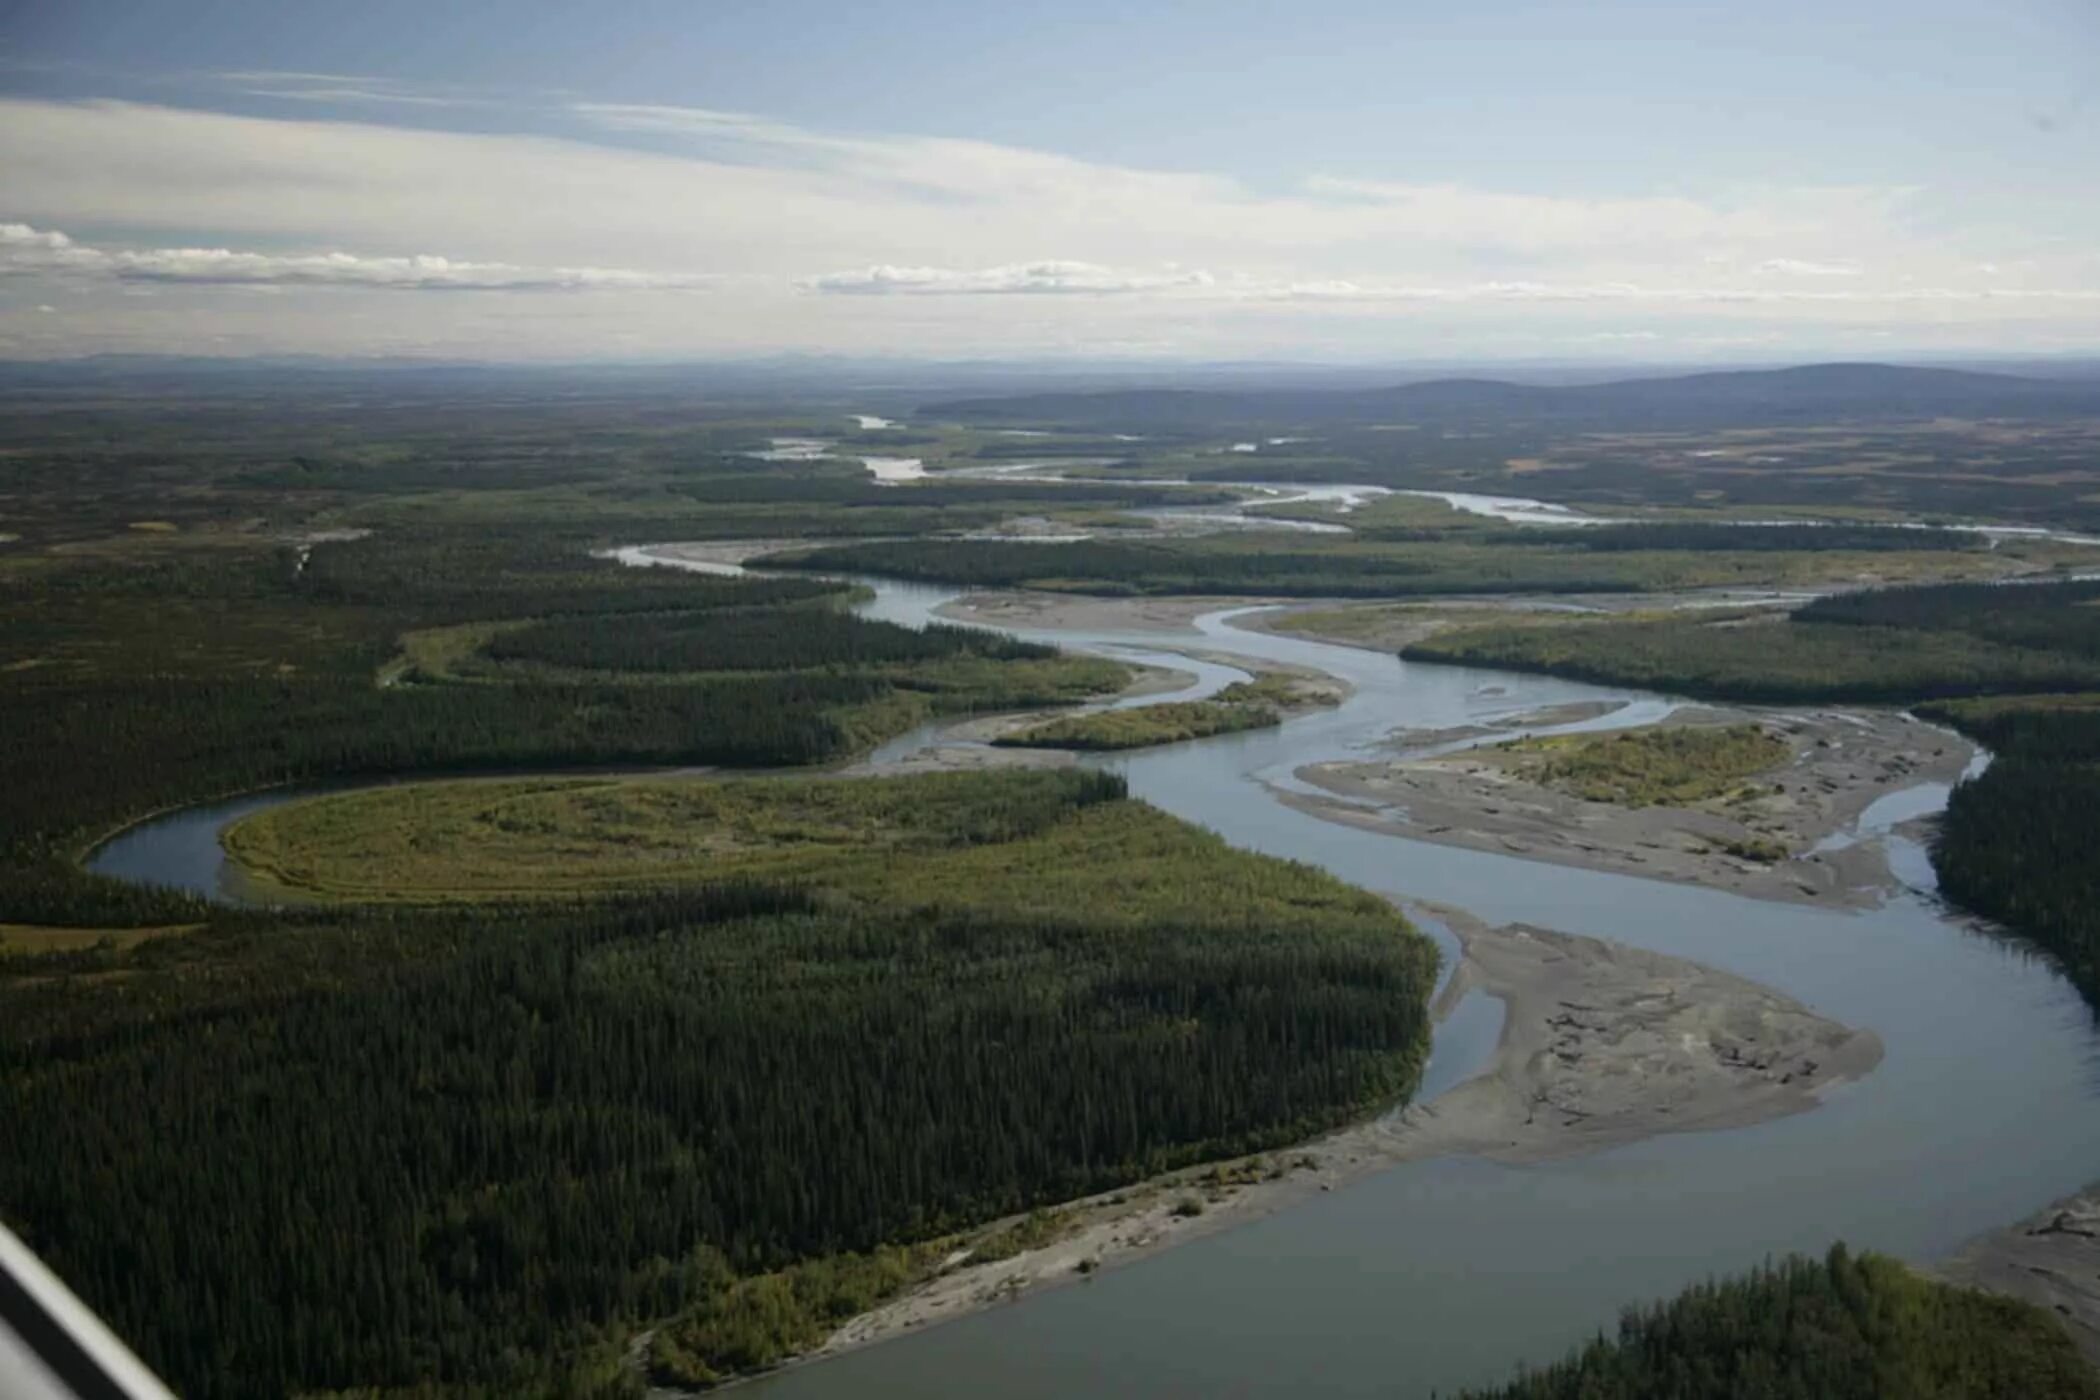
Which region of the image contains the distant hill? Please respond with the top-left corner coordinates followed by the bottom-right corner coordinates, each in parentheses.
top-left (920, 363), bottom-right (2100, 431)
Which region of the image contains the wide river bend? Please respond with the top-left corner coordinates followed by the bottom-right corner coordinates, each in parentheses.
top-left (87, 555), bottom-right (2100, 1399)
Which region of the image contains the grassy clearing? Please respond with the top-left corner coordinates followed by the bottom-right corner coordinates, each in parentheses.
top-left (223, 769), bottom-right (1101, 901)
top-left (220, 769), bottom-right (1402, 931)
top-left (1495, 724), bottom-right (1790, 806)
top-left (379, 618), bottom-right (535, 684)
top-left (0, 923), bottom-right (201, 954)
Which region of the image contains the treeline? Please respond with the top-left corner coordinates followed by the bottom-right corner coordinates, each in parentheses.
top-left (1923, 698), bottom-right (2100, 1009)
top-left (1403, 578), bottom-right (2100, 1019)
top-left (765, 532), bottom-right (1999, 601)
top-left (675, 473), bottom-right (1224, 509)
top-left (489, 609), bottom-right (1049, 674)
top-left (1802, 578), bottom-right (2100, 658)
top-left (995, 697), bottom-right (1282, 751)
top-left (1, 672), bottom-right (919, 929)
top-left (297, 527), bottom-right (845, 622)
top-left (765, 537), bottom-right (1665, 598)
top-left (1405, 615), bottom-right (2100, 704)
top-left (1460, 1245), bottom-right (2099, 1399)
top-left (1492, 522), bottom-right (1986, 553)
top-left (1335, 517), bottom-right (1987, 555)
top-left (1409, 581), bottom-right (2100, 704)
top-left (1, 774), bottom-right (1437, 1397)
top-left (0, 530), bottom-right (1115, 926)
top-left (971, 438), bottom-right (1172, 458)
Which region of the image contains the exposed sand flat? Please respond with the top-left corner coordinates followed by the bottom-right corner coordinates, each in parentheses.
top-left (1286, 706), bottom-right (1976, 910)
top-left (835, 655), bottom-right (1345, 775)
top-left (1940, 1184), bottom-right (2100, 1365)
top-left (838, 742), bottom-right (1080, 777)
top-left (801, 904), bottom-right (1878, 1369)
top-left (1380, 699), bottom-right (1628, 752)
top-left (1105, 661), bottom-right (1204, 701)
top-left (936, 589), bottom-right (1255, 633)
top-left (1175, 648), bottom-right (1353, 708)
top-left (626, 539), bottom-right (800, 571)
top-left (830, 663), bottom-right (1201, 776)
top-left (1396, 906), bottom-right (1882, 1162)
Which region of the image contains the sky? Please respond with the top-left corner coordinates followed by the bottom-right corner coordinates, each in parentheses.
top-left (2, 0), bottom-right (2098, 363)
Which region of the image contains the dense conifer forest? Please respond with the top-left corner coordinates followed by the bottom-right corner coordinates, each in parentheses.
top-left (1405, 583), bottom-right (2100, 703)
top-left (1919, 698), bottom-right (2100, 1009)
top-left (1509, 522), bottom-right (1986, 554)
top-left (488, 608), bottom-right (1052, 674)
top-left (1800, 578), bottom-right (2100, 655)
top-left (764, 526), bottom-right (2012, 599)
top-left (1459, 1246), bottom-right (2100, 1400)
top-left (1, 772), bottom-right (1437, 1397)
top-left (0, 406), bottom-right (1442, 1396)
top-left (0, 526), bottom-right (1129, 927)
top-left (1809, 586), bottom-right (2100, 1007)
top-left (8, 397), bottom-right (2099, 1399)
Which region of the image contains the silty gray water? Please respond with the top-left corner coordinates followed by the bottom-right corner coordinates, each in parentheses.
top-left (84, 548), bottom-right (2100, 1399)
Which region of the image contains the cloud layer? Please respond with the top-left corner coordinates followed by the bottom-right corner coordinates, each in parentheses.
top-left (808, 261), bottom-right (1216, 296)
top-left (0, 223), bottom-right (711, 292)
top-left (2, 93), bottom-right (2097, 358)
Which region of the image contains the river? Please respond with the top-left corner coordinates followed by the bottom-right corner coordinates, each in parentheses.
top-left (84, 555), bottom-right (2100, 1399)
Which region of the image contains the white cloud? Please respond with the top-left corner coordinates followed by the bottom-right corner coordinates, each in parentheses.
top-left (211, 71), bottom-right (494, 109)
top-left (1757, 258), bottom-right (1863, 277)
top-left (0, 222), bottom-right (713, 292)
top-left (240, 86), bottom-right (475, 107)
top-left (808, 261), bottom-right (1216, 295)
top-left (0, 95), bottom-right (2097, 358)
top-left (801, 262), bottom-right (2100, 306)
top-left (573, 103), bottom-right (805, 142)
top-left (1246, 277), bottom-right (2100, 305)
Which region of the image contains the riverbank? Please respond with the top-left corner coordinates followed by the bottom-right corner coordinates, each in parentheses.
top-left (1940, 1182), bottom-right (2100, 1365)
top-left (936, 588), bottom-right (1252, 633)
top-left (787, 903), bottom-right (1879, 1375)
top-left (1240, 590), bottom-right (1854, 654)
top-left (1285, 706), bottom-right (1976, 911)
top-left (845, 644), bottom-right (1343, 771)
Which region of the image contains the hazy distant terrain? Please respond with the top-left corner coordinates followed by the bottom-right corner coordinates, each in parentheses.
top-left (924, 363), bottom-right (2100, 430)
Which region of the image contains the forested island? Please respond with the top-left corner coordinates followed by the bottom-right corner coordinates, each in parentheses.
top-left (992, 675), bottom-right (1333, 751)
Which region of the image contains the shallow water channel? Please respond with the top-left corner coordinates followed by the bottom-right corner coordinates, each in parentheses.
top-left (86, 556), bottom-right (2100, 1399)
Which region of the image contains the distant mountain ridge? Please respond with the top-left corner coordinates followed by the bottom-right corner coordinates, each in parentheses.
top-left (921, 363), bottom-right (2100, 430)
